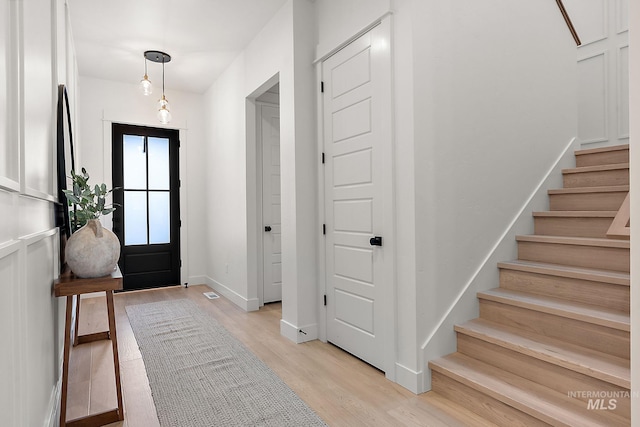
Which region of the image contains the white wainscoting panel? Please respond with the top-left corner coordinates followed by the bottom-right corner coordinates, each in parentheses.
top-left (19, 195), bottom-right (55, 238)
top-left (0, 243), bottom-right (20, 427)
top-left (0, 0), bottom-right (18, 192)
top-left (566, 0), bottom-right (629, 147)
top-left (577, 52), bottom-right (608, 144)
top-left (616, 0), bottom-right (628, 33)
top-left (1, 0), bottom-right (72, 425)
top-left (0, 0), bottom-right (9, 184)
top-left (618, 45), bottom-right (629, 138)
top-left (22, 0), bottom-right (55, 200)
top-left (0, 190), bottom-right (17, 243)
top-left (23, 230), bottom-right (58, 427)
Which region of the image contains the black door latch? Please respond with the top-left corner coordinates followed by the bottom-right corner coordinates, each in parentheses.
top-left (369, 236), bottom-right (382, 246)
top-left (265, 226), bottom-right (272, 232)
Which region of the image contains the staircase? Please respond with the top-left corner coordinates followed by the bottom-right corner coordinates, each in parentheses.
top-left (429, 144), bottom-right (631, 426)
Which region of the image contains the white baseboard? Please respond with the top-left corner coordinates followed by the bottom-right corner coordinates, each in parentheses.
top-left (296, 322), bottom-right (318, 342)
top-left (204, 277), bottom-right (259, 312)
top-left (187, 275), bottom-right (208, 286)
top-left (280, 319), bottom-right (318, 343)
top-left (395, 363), bottom-right (424, 394)
top-left (45, 377), bottom-right (62, 427)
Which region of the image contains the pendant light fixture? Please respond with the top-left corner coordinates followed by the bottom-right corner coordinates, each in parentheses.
top-left (156, 59), bottom-right (171, 124)
top-left (139, 54), bottom-right (152, 96)
top-left (142, 50), bottom-right (172, 124)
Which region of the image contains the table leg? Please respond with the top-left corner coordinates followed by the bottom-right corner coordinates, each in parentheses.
top-left (73, 294), bottom-right (80, 346)
top-left (60, 296), bottom-right (73, 427)
top-left (105, 290), bottom-right (124, 420)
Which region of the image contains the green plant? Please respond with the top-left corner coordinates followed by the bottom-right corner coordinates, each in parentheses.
top-left (62, 167), bottom-right (118, 232)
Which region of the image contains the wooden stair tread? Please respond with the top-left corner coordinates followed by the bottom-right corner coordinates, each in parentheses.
top-left (562, 163), bottom-right (629, 174)
top-left (532, 211), bottom-right (617, 218)
top-left (575, 144), bottom-right (629, 156)
top-left (516, 234), bottom-right (630, 249)
top-left (478, 288), bottom-right (630, 331)
top-left (455, 318), bottom-right (630, 388)
top-left (497, 260), bottom-right (630, 286)
top-left (429, 353), bottom-right (629, 427)
top-left (548, 185), bottom-right (629, 195)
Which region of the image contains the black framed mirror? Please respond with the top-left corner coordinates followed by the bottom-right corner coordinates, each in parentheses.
top-left (55, 84), bottom-right (76, 268)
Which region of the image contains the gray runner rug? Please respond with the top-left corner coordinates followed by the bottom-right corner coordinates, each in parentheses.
top-left (125, 299), bottom-right (326, 427)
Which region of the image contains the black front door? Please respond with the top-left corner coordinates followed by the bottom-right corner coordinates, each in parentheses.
top-left (112, 123), bottom-right (180, 290)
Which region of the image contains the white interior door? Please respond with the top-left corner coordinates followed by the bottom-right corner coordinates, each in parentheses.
top-left (261, 104), bottom-right (282, 303)
top-left (323, 20), bottom-right (393, 372)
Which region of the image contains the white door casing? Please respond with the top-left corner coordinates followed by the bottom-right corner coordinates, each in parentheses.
top-left (322, 19), bottom-right (393, 373)
top-left (261, 104), bottom-right (282, 303)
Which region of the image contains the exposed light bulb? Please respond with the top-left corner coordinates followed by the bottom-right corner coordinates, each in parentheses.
top-left (157, 95), bottom-right (171, 124)
top-left (140, 74), bottom-right (153, 96)
top-left (157, 107), bottom-right (172, 124)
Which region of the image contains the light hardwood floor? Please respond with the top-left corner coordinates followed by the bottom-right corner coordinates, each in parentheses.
top-left (67, 284), bottom-right (495, 426)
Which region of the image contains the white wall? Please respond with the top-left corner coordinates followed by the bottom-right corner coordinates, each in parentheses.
top-left (75, 76), bottom-right (207, 284)
top-left (412, 0), bottom-right (577, 391)
top-left (288, 0), bottom-right (320, 340)
top-left (315, 0), bottom-right (391, 59)
top-left (201, 0), bottom-right (319, 341)
top-left (0, 0), bottom-right (76, 425)
top-left (202, 54), bottom-right (252, 307)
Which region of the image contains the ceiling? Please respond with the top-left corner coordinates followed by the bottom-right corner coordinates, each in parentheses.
top-left (67, 0), bottom-right (288, 94)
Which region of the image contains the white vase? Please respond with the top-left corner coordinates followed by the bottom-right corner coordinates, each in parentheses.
top-left (65, 219), bottom-right (121, 278)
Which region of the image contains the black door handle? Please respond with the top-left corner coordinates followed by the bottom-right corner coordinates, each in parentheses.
top-left (369, 236), bottom-right (382, 246)
top-left (265, 226), bottom-right (272, 232)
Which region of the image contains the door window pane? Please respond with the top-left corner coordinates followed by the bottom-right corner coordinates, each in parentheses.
top-left (149, 192), bottom-right (170, 244)
top-left (148, 137), bottom-right (170, 190)
top-left (123, 135), bottom-right (146, 189)
top-left (124, 191), bottom-right (148, 245)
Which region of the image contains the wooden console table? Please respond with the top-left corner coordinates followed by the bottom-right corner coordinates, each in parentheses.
top-left (54, 266), bottom-right (124, 427)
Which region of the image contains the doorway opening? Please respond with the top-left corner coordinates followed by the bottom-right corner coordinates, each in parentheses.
top-left (112, 123), bottom-right (181, 291)
top-left (246, 73), bottom-right (282, 309)
top-left (257, 83), bottom-right (281, 304)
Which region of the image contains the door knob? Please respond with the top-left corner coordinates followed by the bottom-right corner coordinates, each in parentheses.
top-left (369, 236), bottom-right (382, 246)
top-left (265, 226), bottom-right (272, 232)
